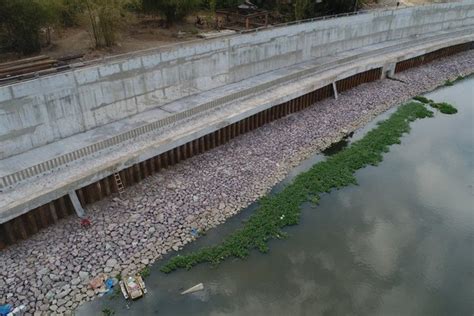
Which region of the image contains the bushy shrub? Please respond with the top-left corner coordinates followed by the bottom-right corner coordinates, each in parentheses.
top-left (60, 0), bottom-right (86, 26)
top-left (142, 0), bottom-right (201, 24)
top-left (0, 0), bottom-right (47, 54)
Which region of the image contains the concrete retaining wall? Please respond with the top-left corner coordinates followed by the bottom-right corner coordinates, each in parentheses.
top-left (1, 1), bottom-right (473, 159)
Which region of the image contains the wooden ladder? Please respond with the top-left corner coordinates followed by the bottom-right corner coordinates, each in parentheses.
top-left (114, 172), bottom-right (125, 195)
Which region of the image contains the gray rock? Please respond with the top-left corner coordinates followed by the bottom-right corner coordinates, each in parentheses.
top-left (79, 271), bottom-right (89, 282)
top-left (5, 278), bottom-right (15, 285)
top-left (49, 274), bottom-right (61, 282)
top-left (37, 268), bottom-right (49, 276)
top-left (105, 258), bottom-right (118, 268)
top-left (71, 277), bottom-right (81, 286)
top-left (55, 288), bottom-right (70, 300)
top-left (40, 304), bottom-right (49, 311)
top-left (45, 291), bottom-right (55, 301)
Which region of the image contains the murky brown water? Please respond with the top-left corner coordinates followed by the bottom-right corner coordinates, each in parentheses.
top-left (78, 78), bottom-right (474, 316)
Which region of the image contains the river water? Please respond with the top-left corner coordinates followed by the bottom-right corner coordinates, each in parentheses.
top-left (78, 78), bottom-right (474, 316)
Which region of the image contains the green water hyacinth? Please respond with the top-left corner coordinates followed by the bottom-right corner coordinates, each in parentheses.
top-left (413, 95), bottom-right (458, 114)
top-left (161, 100), bottom-right (455, 273)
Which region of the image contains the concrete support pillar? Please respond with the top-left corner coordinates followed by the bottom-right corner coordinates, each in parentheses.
top-left (68, 191), bottom-right (85, 218)
top-left (382, 62), bottom-right (397, 79)
top-left (332, 82), bottom-right (338, 100)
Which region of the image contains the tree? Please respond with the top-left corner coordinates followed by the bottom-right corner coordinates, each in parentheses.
top-left (0, 0), bottom-right (48, 54)
top-left (294, 0), bottom-right (310, 20)
top-left (142, 0), bottom-right (201, 25)
top-left (83, 0), bottom-right (130, 48)
top-left (37, 0), bottom-right (65, 45)
top-left (60, 0), bottom-right (86, 27)
top-left (320, 0), bottom-right (357, 15)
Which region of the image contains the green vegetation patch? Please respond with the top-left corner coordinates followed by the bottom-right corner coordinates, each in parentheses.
top-left (139, 266), bottom-right (151, 279)
top-left (429, 102), bottom-right (458, 114)
top-left (413, 96), bottom-right (433, 104)
top-left (161, 100), bottom-right (455, 274)
top-left (102, 308), bottom-right (115, 316)
top-left (413, 96), bottom-right (458, 115)
top-left (444, 74), bottom-right (468, 86)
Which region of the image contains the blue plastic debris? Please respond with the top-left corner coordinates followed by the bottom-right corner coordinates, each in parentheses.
top-left (0, 304), bottom-right (12, 316)
top-left (190, 228), bottom-right (199, 237)
top-left (105, 278), bottom-right (114, 290)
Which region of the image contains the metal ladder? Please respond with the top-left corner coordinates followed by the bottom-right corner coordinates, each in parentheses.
top-left (114, 172), bottom-right (125, 195)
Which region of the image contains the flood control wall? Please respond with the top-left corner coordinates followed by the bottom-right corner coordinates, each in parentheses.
top-left (1, 1), bottom-right (473, 159)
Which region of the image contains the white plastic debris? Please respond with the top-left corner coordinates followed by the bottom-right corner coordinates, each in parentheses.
top-left (7, 305), bottom-right (26, 316)
top-left (181, 283), bottom-right (204, 295)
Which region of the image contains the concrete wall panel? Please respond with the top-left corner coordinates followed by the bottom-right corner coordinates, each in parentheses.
top-left (1, 1), bottom-right (473, 159)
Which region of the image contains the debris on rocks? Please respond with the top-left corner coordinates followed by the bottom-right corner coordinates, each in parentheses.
top-left (1, 304), bottom-right (25, 316)
top-left (80, 218), bottom-right (92, 228)
top-left (119, 275), bottom-right (147, 300)
top-left (0, 304), bottom-right (12, 316)
top-left (89, 274), bottom-right (107, 290)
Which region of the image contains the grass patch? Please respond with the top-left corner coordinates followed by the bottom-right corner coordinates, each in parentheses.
top-left (160, 100), bottom-right (456, 274)
top-left (139, 266), bottom-right (151, 279)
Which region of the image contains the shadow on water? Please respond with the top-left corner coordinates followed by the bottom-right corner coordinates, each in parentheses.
top-left (77, 78), bottom-right (474, 316)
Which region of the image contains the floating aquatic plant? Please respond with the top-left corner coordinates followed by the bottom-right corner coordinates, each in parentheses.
top-left (413, 95), bottom-right (458, 115)
top-left (161, 99), bottom-right (456, 273)
top-left (139, 266), bottom-right (151, 279)
top-left (429, 102), bottom-right (458, 114)
top-left (413, 95), bottom-right (433, 104)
